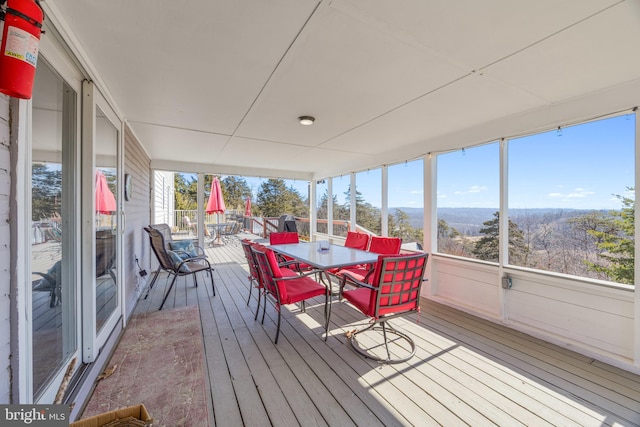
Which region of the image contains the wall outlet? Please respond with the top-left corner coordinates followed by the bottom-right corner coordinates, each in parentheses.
top-left (501, 276), bottom-right (512, 289)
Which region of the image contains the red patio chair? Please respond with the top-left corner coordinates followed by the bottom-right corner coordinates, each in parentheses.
top-left (251, 244), bottom-right (331, 344)
top-left (241, 239), bottom-right (263, 319)
top-left (345, 231), bottom-right (371, 250)
top-left (269, 231), bottom-right (300, 245)
top-left (326, 231), bottom-right (371, 277)
top-left (334, 236), bottom-right (402, 283)
top-left (269, 231), bottom-right (312, 272)
top-left (340, 252), bottom-right (428, 363)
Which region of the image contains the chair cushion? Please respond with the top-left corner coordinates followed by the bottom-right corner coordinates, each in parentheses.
top-left (368, 236), bottom-right (402, 254)
top-left (342, 287), bottom-right (375, 317)
top-left (167, 250), bottom-right (191, 272)
top-left (265, 247), bottom-right (285, 278)
top-left (278, 275), bottom-right (326, 305)
top-left (335, 266), bottom-right (371, 282)
top-left (344, 231), bottom-right (370, 250)
top-left (344, 253), bottom-right (426, 318)
top-left (269, 232), bottom-right (299, 245)
top-left (168, 240), bottom-right (198, 259)
top-left (343, 286), bottom-right (418, 317)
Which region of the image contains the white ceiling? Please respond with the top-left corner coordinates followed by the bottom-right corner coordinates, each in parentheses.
top-left (45, 0), bottom-right (640, 180)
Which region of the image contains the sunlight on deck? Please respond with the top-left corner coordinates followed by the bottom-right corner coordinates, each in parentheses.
top-left (124, 232), bottom-right (640, 426)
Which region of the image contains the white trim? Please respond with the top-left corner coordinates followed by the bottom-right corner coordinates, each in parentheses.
top-left (80, 80), bottom-right (96, 362)
top-left (15, 98), bottom-right (32, 403)
top-left (151, 159), bottom-right (311, 182)
top-left (635, 110), bottom-right (640, 369)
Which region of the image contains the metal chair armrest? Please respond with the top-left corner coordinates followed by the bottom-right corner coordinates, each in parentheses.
top-left (339, 271), bottom-right (376, 294)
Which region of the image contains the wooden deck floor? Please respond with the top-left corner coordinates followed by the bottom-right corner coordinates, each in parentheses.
top-left (133, 233), bottom-right (640, 426)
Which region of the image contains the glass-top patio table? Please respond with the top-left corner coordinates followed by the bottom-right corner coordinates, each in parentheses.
top-left (270, 241), bottom-right (379, 271)
top-left (270, 241), bottom-right (380, 297)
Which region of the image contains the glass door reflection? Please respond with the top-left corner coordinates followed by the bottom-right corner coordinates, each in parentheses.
top-left (95, 107), bottom-right (118, 333)
top-left (30, 60), bottom-right (78, 397)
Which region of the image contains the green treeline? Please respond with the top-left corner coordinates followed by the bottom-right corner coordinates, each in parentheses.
top-left (439, 188), bottom-right (635, 285)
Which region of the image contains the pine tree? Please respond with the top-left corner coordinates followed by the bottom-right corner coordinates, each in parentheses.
top-left (221, 176), bottom-right (252, 212)
top-left (32, 163), bottom-right (62, 221)
top-left (472, 211), bottom-right (527, 263)
top-left (256, 178), bottom-right (308, 217)
top-left (585, 189), bottom-right (634, 284)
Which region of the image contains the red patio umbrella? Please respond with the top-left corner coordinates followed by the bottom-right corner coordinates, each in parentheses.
top-left (95, 169), bottom-right (116, 214)
top-left (244, 197), bottom-right (252, 217)
top-left (206, 177), bottom-right (226, 243)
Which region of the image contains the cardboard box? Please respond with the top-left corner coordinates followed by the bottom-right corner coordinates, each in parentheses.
top-left (70, 404), bottom-right (152, 427)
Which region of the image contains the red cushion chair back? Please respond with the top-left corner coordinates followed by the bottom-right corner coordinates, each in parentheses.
top-left (241, 239), bottom-right (260, 282)
top-left (269, 231), bottom-right (299, 245)
top-left (368, 236), bottom-right (402, 255)
top-left (344, 231), bottom-right (370, 250)
top-left (252, 244), bottom-right (288, 301)
top-left (366, 253), bottom-right (427, 317)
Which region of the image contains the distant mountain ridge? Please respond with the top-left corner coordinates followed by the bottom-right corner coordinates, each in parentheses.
top-left (390, 207), bottom-right (610, 236)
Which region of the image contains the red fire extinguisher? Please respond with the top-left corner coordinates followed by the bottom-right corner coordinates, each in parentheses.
top-left (0, 0), bottom-right (44, 99)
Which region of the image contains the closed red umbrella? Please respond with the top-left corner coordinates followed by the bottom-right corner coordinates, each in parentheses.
top-left (95, 170), bottom-right (116, 214)
top-left (244, 197), bottom-right (252, 217)
top-left (206, 177), bottom-right (226, 244)
top-left (206, 176), bottom-right (226, 214)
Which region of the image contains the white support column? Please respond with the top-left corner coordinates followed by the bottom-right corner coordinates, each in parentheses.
top-left (197, 173), bottom-right (205, 247)
top-left (327, 178), bottom-right (333, 236)
top-left (310, 180), bottom-right (316, 239)
top-left (498, 138), bottom-right (509, 321)
top-left (350, 173), bottom-right (356, 232)
top-left (634, 111), bottom-right (640, 369)
top-left (381, 166), bottom-right (388, 236)
top-left (424, 153), bottom-right (436, 296)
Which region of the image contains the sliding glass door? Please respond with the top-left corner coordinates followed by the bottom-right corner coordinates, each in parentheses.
top-left (82, 82), bottom-right (122, 362)
top-left (30, 59), bottom-right (79, 400)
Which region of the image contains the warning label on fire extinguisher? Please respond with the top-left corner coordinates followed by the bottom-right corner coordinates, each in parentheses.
top-left (3, 26), bottom-right (39, 67)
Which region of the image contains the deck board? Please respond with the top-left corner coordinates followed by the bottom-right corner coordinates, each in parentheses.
top-left (129, 233), bottom-right (640, 427)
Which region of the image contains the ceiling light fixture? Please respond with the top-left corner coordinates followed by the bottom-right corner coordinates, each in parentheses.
top-left (298, 115), bottom-right (315, 126)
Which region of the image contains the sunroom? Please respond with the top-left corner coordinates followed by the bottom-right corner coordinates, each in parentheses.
top-left (2, 0), bottom-right (640, 424)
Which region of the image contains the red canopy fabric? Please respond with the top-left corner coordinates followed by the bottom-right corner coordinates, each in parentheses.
top-left (244, 197), bottom-right (252, 217)
top-left (95, 170), bottom-right (116, 214)
top-left (206, 176), bottom-right (226, 214)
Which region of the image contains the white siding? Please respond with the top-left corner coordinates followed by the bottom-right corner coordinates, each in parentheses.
top-left (504, 270), bottom-right (634, 363)
top-left (153, 171), bottom-right (174, 226)
top-left (123, 125), bottom-right (152, 318)
top-left (430, 256), bottom-right (501, 319)
top-left (427, 255), bottom-right (636, 370)
top-left (0, 95), bottom-right (10, 403)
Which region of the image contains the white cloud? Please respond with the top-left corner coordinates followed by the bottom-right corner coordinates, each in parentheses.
top-left (468, 185), bottom-right (487, 193)
top-left (547, 188), bottom-right (594, 200)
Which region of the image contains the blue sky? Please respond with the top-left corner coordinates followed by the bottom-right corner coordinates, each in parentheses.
top-left (438, 113), bottom-right (635, 210)
top-left (185, 113), bottom-right (635, 211)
